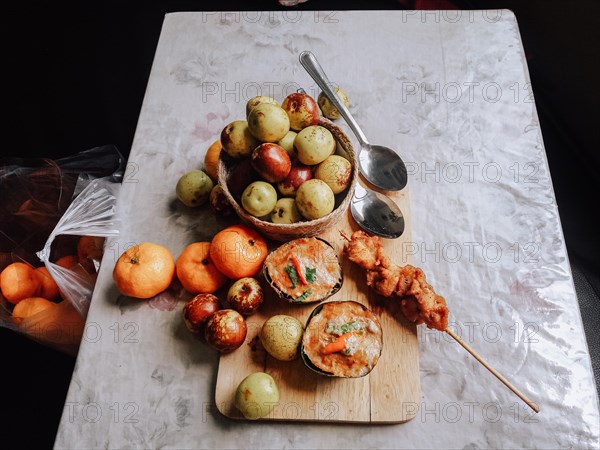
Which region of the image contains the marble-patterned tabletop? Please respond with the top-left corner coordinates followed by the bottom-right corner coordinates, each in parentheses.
top-left (55, 10), bottom-right (599, 449)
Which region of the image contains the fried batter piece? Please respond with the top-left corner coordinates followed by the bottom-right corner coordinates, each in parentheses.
top-left (344, 231), bottom-right (449, 331)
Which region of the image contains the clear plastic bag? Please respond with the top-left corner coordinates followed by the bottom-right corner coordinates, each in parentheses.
top-left (0, 146), bottom-right (124, 354)
top-left (37, 177), bottom-right (121, 317)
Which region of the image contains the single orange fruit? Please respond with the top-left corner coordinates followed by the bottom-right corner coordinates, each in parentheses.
top-left (0, 262), bottom-right (40, 305)
top-left (35, 266), bottom-right (60, 300)
top-left (77, 236), bottom-right (104, 260)
top-left (210, 225), bottom-right (268, 279)
top-left (204, 139), bottom-right (222, 182)
top-left (12, 296), bottom-right (56, 325)
top-left (77, 236), bottom-right (105, 273)
top-left (55, 255), bottom-right (79, 269)
top-left (113, 242), bottom-right (175, 299)
top-left (176, 242), bottom-right (227, 294)
top-left (20, 300), bottom-right (85, 351)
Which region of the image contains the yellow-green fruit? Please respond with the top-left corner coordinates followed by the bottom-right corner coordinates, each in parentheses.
top-left (221, 120), bottom-right (260, 158)
top-left (315, 155), bottom-right (353, 194)
top-left (176, 170), bottom-right (213, 207)
top-left (241, 181), bottom-right (277, 217)
top-left (234, 372), bottom-right (280, 420)
top-left (246, 96), bottom-right (279, 119)
top-left (271, 198), bottom-right (302, 224)
top-left (276, 130), bottom-right (297, 159)
top-left (295, 179), bottom-right (335, 219)
top-left (260, 315), bottom-right (304, 361)
top-left (294, 125), bottom-right (335, 165)
top-left (247, 103), bottom-right (290, 143)
top-left (318, 87), bottom-right (350, 120)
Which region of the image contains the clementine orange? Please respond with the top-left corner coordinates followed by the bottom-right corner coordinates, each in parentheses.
top-left (113, 242), bottom-right (175, 299)
top-left (77, 236), bottom-right (105, 273)
top-left (210, 225), bottom-right (268, 279)
top-left (12, 296), bottom-right (56, 325)
top-left (35, 266), bottom-right (60, 300)
top-left (176, 242), bottom-right (227, 294)
top-left (204, 139), bottom-right (222, 182)
top-left (0, 262), bottom-right (40, 305)
top-left (20, 300), bottom-right (85, 353)
top-left (55, 255), bottom-right (79, 269)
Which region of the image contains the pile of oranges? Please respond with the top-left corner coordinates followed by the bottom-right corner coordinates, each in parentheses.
top-left (1, 236), bottom-right (103, 327)
top-left (112, 224), bottom-right (269, 353)
top-left (112, 224), bottom-right (268, 299)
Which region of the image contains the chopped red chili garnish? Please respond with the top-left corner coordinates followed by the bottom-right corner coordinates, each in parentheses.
top-left (290, 253), bottom-right (308, 285)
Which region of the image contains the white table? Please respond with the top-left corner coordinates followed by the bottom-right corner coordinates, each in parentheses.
top-left (55, 10), bottom-right (600, 449)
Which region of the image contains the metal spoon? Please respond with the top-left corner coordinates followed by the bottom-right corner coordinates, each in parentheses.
top-left (351, 182), bottom-right (405, 238)
top-left (299, 51), bottom-right (408, 191)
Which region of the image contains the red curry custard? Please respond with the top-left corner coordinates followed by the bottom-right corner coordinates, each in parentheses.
top-left (263, 237), bottom-right (343, 304)
top-left (301, 301), bottom-right (383, 378)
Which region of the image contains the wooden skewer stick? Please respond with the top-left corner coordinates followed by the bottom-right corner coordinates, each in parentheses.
top-left (445, 328), bottom-right (540, 413)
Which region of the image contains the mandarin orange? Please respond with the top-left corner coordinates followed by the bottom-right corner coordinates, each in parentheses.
top-left (12, 296), bottom-right (56, 325)
top-left (204, 139), bottom-right (222, 182)
top-left (210, 225), bottom-right (267, 279)
top-left (35, 266), bottom-right (60, 300)
top-left (77, 236), bottom-right (105, 273)
top-left (113, 242), bottom-right (175, 299)
top-left (55, 255), bottom-right (79, 269)
top-left (176, 242), bottom-right (228, 294)
top-left (20, 300), bottom-right (85, 352)
top-left (0, 262), bottom-right (40, 305)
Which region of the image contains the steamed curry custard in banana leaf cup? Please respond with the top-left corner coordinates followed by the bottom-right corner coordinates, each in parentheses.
top-left (263, 237), bottom-right (342, 304)
top-left (301, 301), bottom-right (383, 378)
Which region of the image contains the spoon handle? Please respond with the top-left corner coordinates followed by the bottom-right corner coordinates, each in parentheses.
top-left (299, 51), bottom-right (369, 147)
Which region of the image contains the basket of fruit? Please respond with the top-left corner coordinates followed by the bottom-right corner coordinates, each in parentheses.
top-left (217, 93), bottom-right (357, 241)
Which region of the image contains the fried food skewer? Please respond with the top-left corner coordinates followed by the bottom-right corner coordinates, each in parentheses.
top-left (342, 230), bottom-right (449, 330)
top-left (343, 230), bottom-right (539, 413)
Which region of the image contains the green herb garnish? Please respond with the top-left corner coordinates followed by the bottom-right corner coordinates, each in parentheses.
top-left (285, 265), bottom-right (299, 289)
top-left (305, 267), bottom-right (317, 284)
top-left (340, 320), bottom-right (362, 333)
top-left (326, 320), bottom-right (363, 336)
top-left (294, 289), bottom-right (312, 303)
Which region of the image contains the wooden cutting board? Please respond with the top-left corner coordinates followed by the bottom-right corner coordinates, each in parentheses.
top-left (215, 186), bottom-right (420, 423)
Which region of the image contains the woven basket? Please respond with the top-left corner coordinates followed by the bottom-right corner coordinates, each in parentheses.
top-left (217, 118), bottom-right (357, 241)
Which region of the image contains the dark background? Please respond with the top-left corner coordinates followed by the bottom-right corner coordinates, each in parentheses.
top-left (1, 0), bottom-right (599, 447)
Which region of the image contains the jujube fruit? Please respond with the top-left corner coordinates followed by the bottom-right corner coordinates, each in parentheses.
top-left (295, 179), bottom-right (335, 220)
top-left (314, 155), bottom-right (353, 194)
top-left (176, 170), bottom-right (213, 207)
top-left (251, 143), bottom-right (291, 183)
top-left (204, 309), bottom-right (247, 353)
top-left (294, 125), bottom-right (335, 165)
top-left (247, 103), bottom-right (290, 143)
top-left (182, 293), bottom-right (220, 335)
top-left (221, 120), bottom-right (260, 158)
top-left (281, 93), bottom-right (320, 131)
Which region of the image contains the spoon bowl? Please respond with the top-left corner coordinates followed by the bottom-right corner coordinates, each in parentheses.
top-left (350, 183), bottom-right (405, 239)
top-left (359, 144), bottom-right (408, 191)
top-left (299, 51), bottom-right (408, 191)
